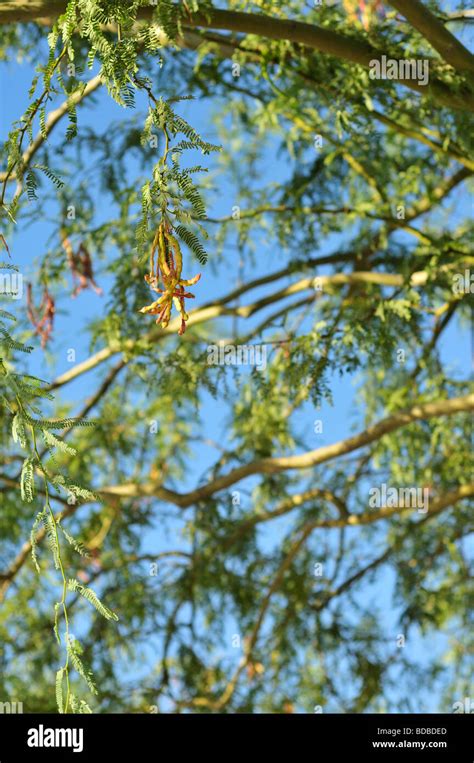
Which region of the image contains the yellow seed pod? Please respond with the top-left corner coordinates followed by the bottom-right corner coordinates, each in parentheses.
top-left (166, 232), bottom-right (183, 280)
top-left (158, 224), bottom-right (171, 277)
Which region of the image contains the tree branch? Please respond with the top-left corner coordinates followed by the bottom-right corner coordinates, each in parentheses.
top-left (183, 483), bottom-right (473, 709)
top-left (100, 394), bottom-right (474, 508)
top-left (0, 73), bottom-right (102, 183)
top-left (388, 0), bottom-right (474, 75)
top-left (371, 109), bottom-right (474, 172)
top-left (0, 2), bottom-right (473, 111)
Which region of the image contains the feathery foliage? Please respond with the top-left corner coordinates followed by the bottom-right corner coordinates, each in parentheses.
top-left (0, 0), bottom-right (473, 717)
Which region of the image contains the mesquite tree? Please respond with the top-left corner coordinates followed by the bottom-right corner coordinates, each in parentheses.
top-left (0, 1), bottom-right (472, 713)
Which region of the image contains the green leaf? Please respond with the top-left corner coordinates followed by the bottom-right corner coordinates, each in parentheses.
top-left (67, 638), bottom-right (98, 695)
top-left (20, 457), bottom-right (36, 503)
top-left (174, 225), bottom-right (208, 265)
top-left (67, 579), bottom-right (119, 621)
top-left (42, 512), bottom-right (61, 570)
top-left (56, 668), bottom-right (64, 714)
top-left (42, 429), bottom-right (77, 455)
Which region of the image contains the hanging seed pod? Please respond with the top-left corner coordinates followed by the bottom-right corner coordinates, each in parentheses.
top-left (139, 220), bottom-right (201, 335)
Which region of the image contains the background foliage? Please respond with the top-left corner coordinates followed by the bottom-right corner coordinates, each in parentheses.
top-left (0, 0), bottom-right (473, 713)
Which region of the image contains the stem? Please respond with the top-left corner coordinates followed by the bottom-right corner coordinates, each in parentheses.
top-left (28, 413), bottom-right (71, 713)
top-left (162, 125), bottom-right (170, 164)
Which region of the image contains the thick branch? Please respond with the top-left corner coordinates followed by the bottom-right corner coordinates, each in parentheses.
top-left (388, 0), bottom-right (474, 75)
top-left (0, 3), bottom-right (472, 111)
